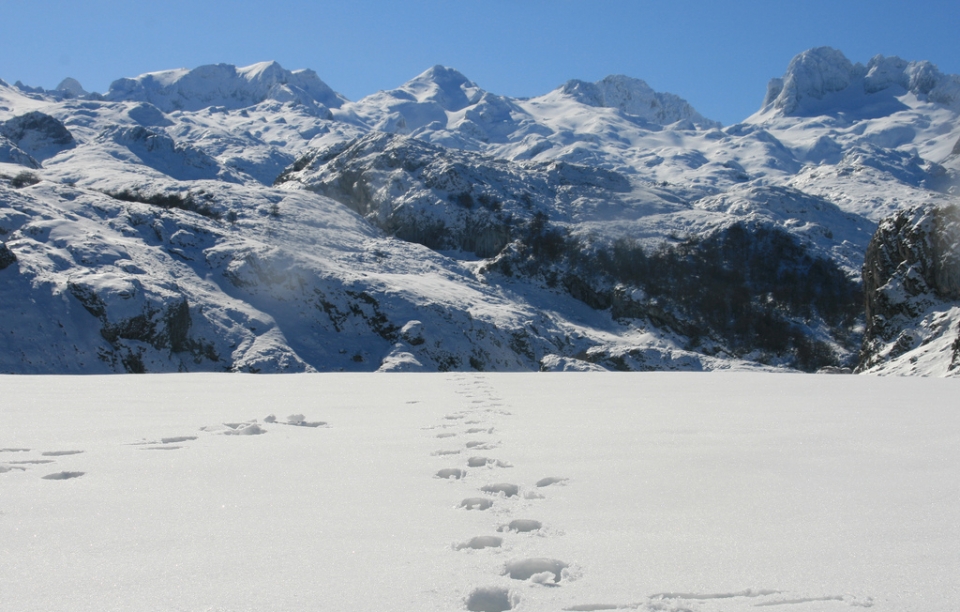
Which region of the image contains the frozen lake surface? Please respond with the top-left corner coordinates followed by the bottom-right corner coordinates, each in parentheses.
top-left (1, 373), bottom-right (958, 611)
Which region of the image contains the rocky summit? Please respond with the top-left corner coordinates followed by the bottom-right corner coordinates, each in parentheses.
top-left (1, 47), bottom-right (958, 374)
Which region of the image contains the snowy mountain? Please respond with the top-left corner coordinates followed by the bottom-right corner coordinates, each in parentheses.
top-left (2, 49), bottom-right (959, 375)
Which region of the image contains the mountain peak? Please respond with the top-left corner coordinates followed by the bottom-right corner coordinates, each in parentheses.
top-left (400, 65), bottom-right (484, 111)
top-left (55, 77), bottom-right (87, 97)
top-left (760, 47), bottom-right (960, 116)
top-left (105, 61), bottom-right (347, 113)
top-left (557, 74), bottom-right (719, 127)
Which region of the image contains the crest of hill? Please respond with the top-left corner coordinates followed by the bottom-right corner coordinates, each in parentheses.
top-left (104, 61), bottom-right (348, 113)
top-left (555, 75), bottom-right (720, 128)
top-left (760, 47), bottom-right (960, 116)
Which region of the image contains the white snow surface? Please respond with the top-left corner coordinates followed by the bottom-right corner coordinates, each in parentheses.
top-left (1, 373), bottom-right (958, 611)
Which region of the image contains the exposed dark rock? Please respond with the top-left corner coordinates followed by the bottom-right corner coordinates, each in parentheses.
top-left (858, 204), bottom-right (960, 370)
top-left (0, 242), bottom-right (17, 270)
top-left (0, 111), bottom-right (75, 161)
top-left (276, 132), bottom-right (629, 258)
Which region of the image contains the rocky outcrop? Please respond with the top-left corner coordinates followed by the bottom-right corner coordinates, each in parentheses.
top-left (0, 111), bottom-right (75, 162)
top-left (0, 241), bottom-right (16, 270)
top-left (761, 47), bottom-right (960, 115)
top-left (858, 204), bottom-right (960, 371)
top-left (277, 132), bottom-right (630, 257)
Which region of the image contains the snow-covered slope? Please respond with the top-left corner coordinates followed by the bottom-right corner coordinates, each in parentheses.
top-left (2, 373), bottom-right (959, 611)
top-left (2, 49), bottom-right (959, 374)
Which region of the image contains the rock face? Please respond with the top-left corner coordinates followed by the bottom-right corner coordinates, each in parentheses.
top-left (761, 47), bottom-right (960, 115)
top-left (858, 204), bottom-right (960, 372)
top-left (276, 132), bottom-right (630, 257)
top-left (0, 111), bottom-right (75, 162)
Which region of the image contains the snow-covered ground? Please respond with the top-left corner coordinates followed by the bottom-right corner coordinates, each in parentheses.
top-left (2, 373), bottom-right (957, 611)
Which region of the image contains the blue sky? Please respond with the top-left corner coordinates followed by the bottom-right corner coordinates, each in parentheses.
top-left (2, 0), bottom-right (958, 125)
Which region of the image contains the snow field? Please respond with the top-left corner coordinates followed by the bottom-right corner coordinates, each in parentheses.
top-left (1, 373), bottom-right (958, 611)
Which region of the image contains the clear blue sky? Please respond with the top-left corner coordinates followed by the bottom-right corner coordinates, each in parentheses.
top-left (2, 0), bottom-right (958, 125)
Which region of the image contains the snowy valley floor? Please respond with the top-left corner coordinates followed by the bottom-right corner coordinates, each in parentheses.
top-left (1, 373), bottom-right (958, 612)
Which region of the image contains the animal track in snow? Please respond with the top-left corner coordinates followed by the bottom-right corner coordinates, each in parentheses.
top-left (0, 465), bottom-right (27, 473)
top-left (535, 477), bottom-right (567, 487)
top-left (466, 428), bottom-right (493, 434)
top-left (460, 497), bottom-right (494, 510)
top-left (282, 414), bottom-right (327, 427)
top-left (564, 605), bottom-right (621, 611)
top-left (42, 471), bottom-right (85, 480)
top-left (465, 586), bottom-right (515, 612)
top-left (456, 535), bottom-right (503, 550)
top-left (503, 558), bottom-right (569, 583)
top-left (465, 441), bottom-right (496, 450)
top-left (202, 421), bottom-right (267, 436)
top-left (141, 446), bottom-right (183, 451)
top-left (160, 436), bottom-right (197, 444)
top-left (468, 457), bottom-right (512, 468)
top-left (437, 432), bottom-right (457, 439)
top-left (432, 449), bottom-right (461, 456)
top-left (0, 448), bottom-right (30, 453)
top-left (481, 483), bottom-right (519, 497)
top-left (9, 459), bottom-right (54, 465)
top-left (650, 589), bottom-right (780, 601)
top-left (41, 450), bottom-right (84, 456)
top-left (436, 468), bottom-right (466, 479)
top-left (498, 519), bottom-right (542, 533)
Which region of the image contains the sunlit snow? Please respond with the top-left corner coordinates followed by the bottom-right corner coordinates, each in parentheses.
top-left (2, 373), bottom-right (957, 611)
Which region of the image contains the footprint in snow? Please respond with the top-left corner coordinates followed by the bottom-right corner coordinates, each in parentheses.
top-left (465, 586), bottom-right (517, 612)
top-left (437, 432), bottom-right (457, 439)
top-left (432, 449), bottom-right (461, 456)
top-left (273, 414), bottom-right (327, 428)
top-left (42, 471), bottom-right (85, 480)
top-left (456, 535), bottom-right (503, 550)
top-left (0, 448), bottom-right (30, 453)
top-left (466, 427), bottom-right (494, 434)
top-left (498, 519), bottom-right (542, 533)
top-left (536, 477), bottom-right (568, 487)
top-left (436, 468), bottom-right (466, 479)
top-left (460, 497), bottom-right (494, 511)
top-left (201, 421), bottom-right (267, 436)
top-left (0, 465), bottom-right (27, 473)
top-left (503, 558), bottom-right (569, 584)
top-left (465, 441), bottom-right (496, 450)
top-left (481, 483), bottom-right (519, 497)
top-left (41, 450), bottom-right (84, 456)
top-left (468, 457), bottom-right (512, 468)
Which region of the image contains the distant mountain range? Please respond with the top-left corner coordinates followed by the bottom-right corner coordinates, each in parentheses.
top-left (2, 47), bottom-right (958, 375)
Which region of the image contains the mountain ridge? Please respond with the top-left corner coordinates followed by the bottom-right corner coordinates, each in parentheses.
top-left (2, 47), bottom-right (959, 375)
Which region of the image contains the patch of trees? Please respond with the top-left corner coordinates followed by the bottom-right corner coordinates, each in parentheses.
top-left (103, 189), bottom-right (221, 220)
top-left (500, 216), bottom-right (862, 371)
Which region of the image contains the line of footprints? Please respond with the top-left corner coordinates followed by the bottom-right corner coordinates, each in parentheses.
top-left (433, 375), bottom-right (571, 612)
top-left (0, 414), bottom-right (327, 482)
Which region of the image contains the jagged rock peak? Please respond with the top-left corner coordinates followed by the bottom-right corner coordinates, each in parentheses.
top-left (55, 77), bottom-right (87, 97)
top-left (558, 74), bottom-right (720, 128)
top-left (762, 47), bottom-right (960, 115)
top-left (104, 60), bottom-right (348, 113)
top-left (395, 65), bottom-right (485, 111)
